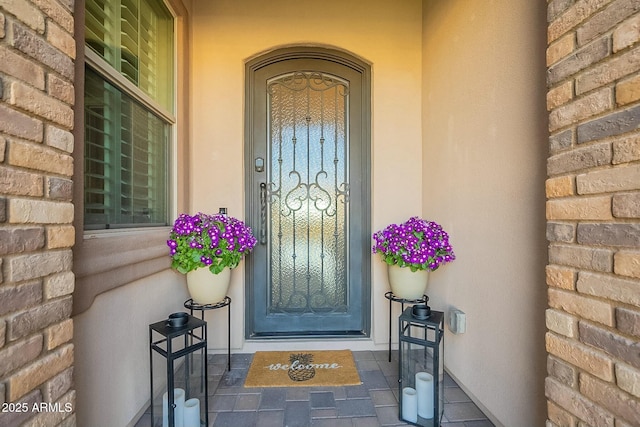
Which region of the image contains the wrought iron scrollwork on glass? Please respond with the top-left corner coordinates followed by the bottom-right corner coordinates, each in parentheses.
top-left (265, 71), bottom-right (350, 315)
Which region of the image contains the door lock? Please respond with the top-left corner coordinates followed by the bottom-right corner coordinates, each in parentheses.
top-left (255, 157), bottom-right (264, 173)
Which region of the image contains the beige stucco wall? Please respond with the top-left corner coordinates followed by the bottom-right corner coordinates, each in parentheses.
top-left (74, 271), bottom-right (188, 427)
top-left (421, 1), bottom-right (548, 425)
top-left (190, 0), bottom-right (424, 352)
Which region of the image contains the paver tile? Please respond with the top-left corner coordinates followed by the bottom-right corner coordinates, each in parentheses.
top-left (210, 394), bottom-right (236, 412)
top-left (464, 420), bottom-right (496, 427)
top-left (255, 410), bottom-right (284, 427)
top-left (444, 387), bottom-right (472, 403)
top-left (211, 411), bottom-right (257, 427)
top-left (310, 391), bottom-right (336, 408)
top-left (311, 408), bottom-right (338, 419)
top-left (136, 351), bottom-right (494, 427)
top-left (284, 400), bottom-right (311, 427)
top-left (444, 402), bottom-right (487, 422)
top-left (234, 393), bottom-right (260, 411)
top-left (312, 418), bottom-right (353, 427)
top-left (337, 398), bottom-right (377, 417)
top-left (259, 388), bottom-right (287, 410)
top-left (370, 389), bottom-right (397, 407)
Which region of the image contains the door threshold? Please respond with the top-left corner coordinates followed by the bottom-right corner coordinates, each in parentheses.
top-left (241, 337), bottom-right (379, 353)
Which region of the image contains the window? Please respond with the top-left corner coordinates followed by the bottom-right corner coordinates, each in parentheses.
top-left (84, 0), bottom-right (174, 229)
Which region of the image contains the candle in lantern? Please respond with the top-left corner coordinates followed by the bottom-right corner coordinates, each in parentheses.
top-left (183, 398), bottom-right (200, 427)
top-left (162, 388), bottom-right (185, 427)
top-left (402, 387), bottom-right (418, 423)
top-left (415, 372), bottom-right (434, 419)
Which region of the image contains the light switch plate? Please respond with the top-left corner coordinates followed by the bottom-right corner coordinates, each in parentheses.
top-left (448, 308), bottom-right (466, 334)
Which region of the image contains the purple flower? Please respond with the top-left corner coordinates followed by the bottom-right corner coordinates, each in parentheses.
top-left (168, 212), bottom-right (258, 274)
top-left (372, 216), bottom-right (455, 272)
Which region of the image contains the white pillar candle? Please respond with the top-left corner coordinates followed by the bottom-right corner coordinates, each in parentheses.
top-left (183, 398), bottom-right (201, 427)
top-left (402, 387), bottom-right (418, 423)
top-left (162, 388), bottom-right (185, 427)
top-left (415, 372), bottom-right (434, 419)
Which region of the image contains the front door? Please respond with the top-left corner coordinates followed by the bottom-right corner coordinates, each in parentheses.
top-left (245, 48), bottom-right (371, 338)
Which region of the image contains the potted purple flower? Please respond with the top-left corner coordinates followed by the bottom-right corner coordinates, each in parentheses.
top-left (372, 216), bottom-right (455, 299)
top-left (167, 213), bottom-right (257, 303)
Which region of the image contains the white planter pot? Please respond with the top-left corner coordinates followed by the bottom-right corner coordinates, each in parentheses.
top-left (387, 264), bottom-right (430, 300)
top-left (186, 267), bottom-right (231, 304)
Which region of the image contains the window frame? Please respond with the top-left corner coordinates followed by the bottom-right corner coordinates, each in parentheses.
top-left (85, 48), bottom-right (175, 125)
top-left (73, 0), bottom-right (190, 315)
top-left (83, 64), bottom-right (172, 229)
top-left (83, 0), bottom-right (175, 231)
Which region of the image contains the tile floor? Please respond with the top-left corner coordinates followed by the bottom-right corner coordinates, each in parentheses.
top-left (137, 350), bottom-right (494, 427)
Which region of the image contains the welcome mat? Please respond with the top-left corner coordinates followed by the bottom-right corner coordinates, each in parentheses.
top-left (244, 350), bottom-right (361, 388)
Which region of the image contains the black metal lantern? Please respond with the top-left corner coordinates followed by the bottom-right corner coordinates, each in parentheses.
top-left (149, 313), bottom-right (209, 427)
top-left (398, 307), bottom-right (444, 427)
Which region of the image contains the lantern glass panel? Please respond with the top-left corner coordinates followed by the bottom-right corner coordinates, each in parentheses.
top-left (149, 315), bottom-right (209, 427)
top-left (398, 309), bottom-right (444, 427)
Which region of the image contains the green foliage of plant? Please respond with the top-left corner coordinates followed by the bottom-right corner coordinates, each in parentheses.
top-left (167, 213), bottom-right (257, 274)
top-left (372, 216), bottom-right (455, 271)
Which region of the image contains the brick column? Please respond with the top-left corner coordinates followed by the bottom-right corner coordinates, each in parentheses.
top-left (0, 2), bottom-right (76, 426)
top-left (546, 1), bottom-right (640, 426)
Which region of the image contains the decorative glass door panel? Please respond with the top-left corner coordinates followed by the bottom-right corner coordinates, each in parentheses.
top-left (245, 49), bottom-right (370, 338)
top-left (267, 72), bottom-right (349, 315)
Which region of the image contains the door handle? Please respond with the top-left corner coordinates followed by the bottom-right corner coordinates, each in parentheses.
top-left (259, 182), bottom-right (267, 245)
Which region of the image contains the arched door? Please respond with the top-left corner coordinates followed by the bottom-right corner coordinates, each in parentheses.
top-left (245, 47), bottom-right (371, 337)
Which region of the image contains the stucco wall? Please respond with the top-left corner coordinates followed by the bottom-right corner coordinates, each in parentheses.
top-left (74, 271), bottom-right (188, 427)
top-left (421, 1), bottom-right (548, 425)
top-left (190, 0), bottom-right (424, 351)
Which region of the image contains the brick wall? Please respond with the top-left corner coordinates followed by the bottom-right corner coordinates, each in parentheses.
top-left (546, 1), bottom-right (640, 426)
top-left (0, 1), bottom-right (76, 426)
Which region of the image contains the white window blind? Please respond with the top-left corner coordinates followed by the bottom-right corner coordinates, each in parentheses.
top-left (84, 68), bottom-right (169, 229)
top-left (85, 0), bottom-right (173, 111)
top-left (84, 0), bottom-right (173, 230)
